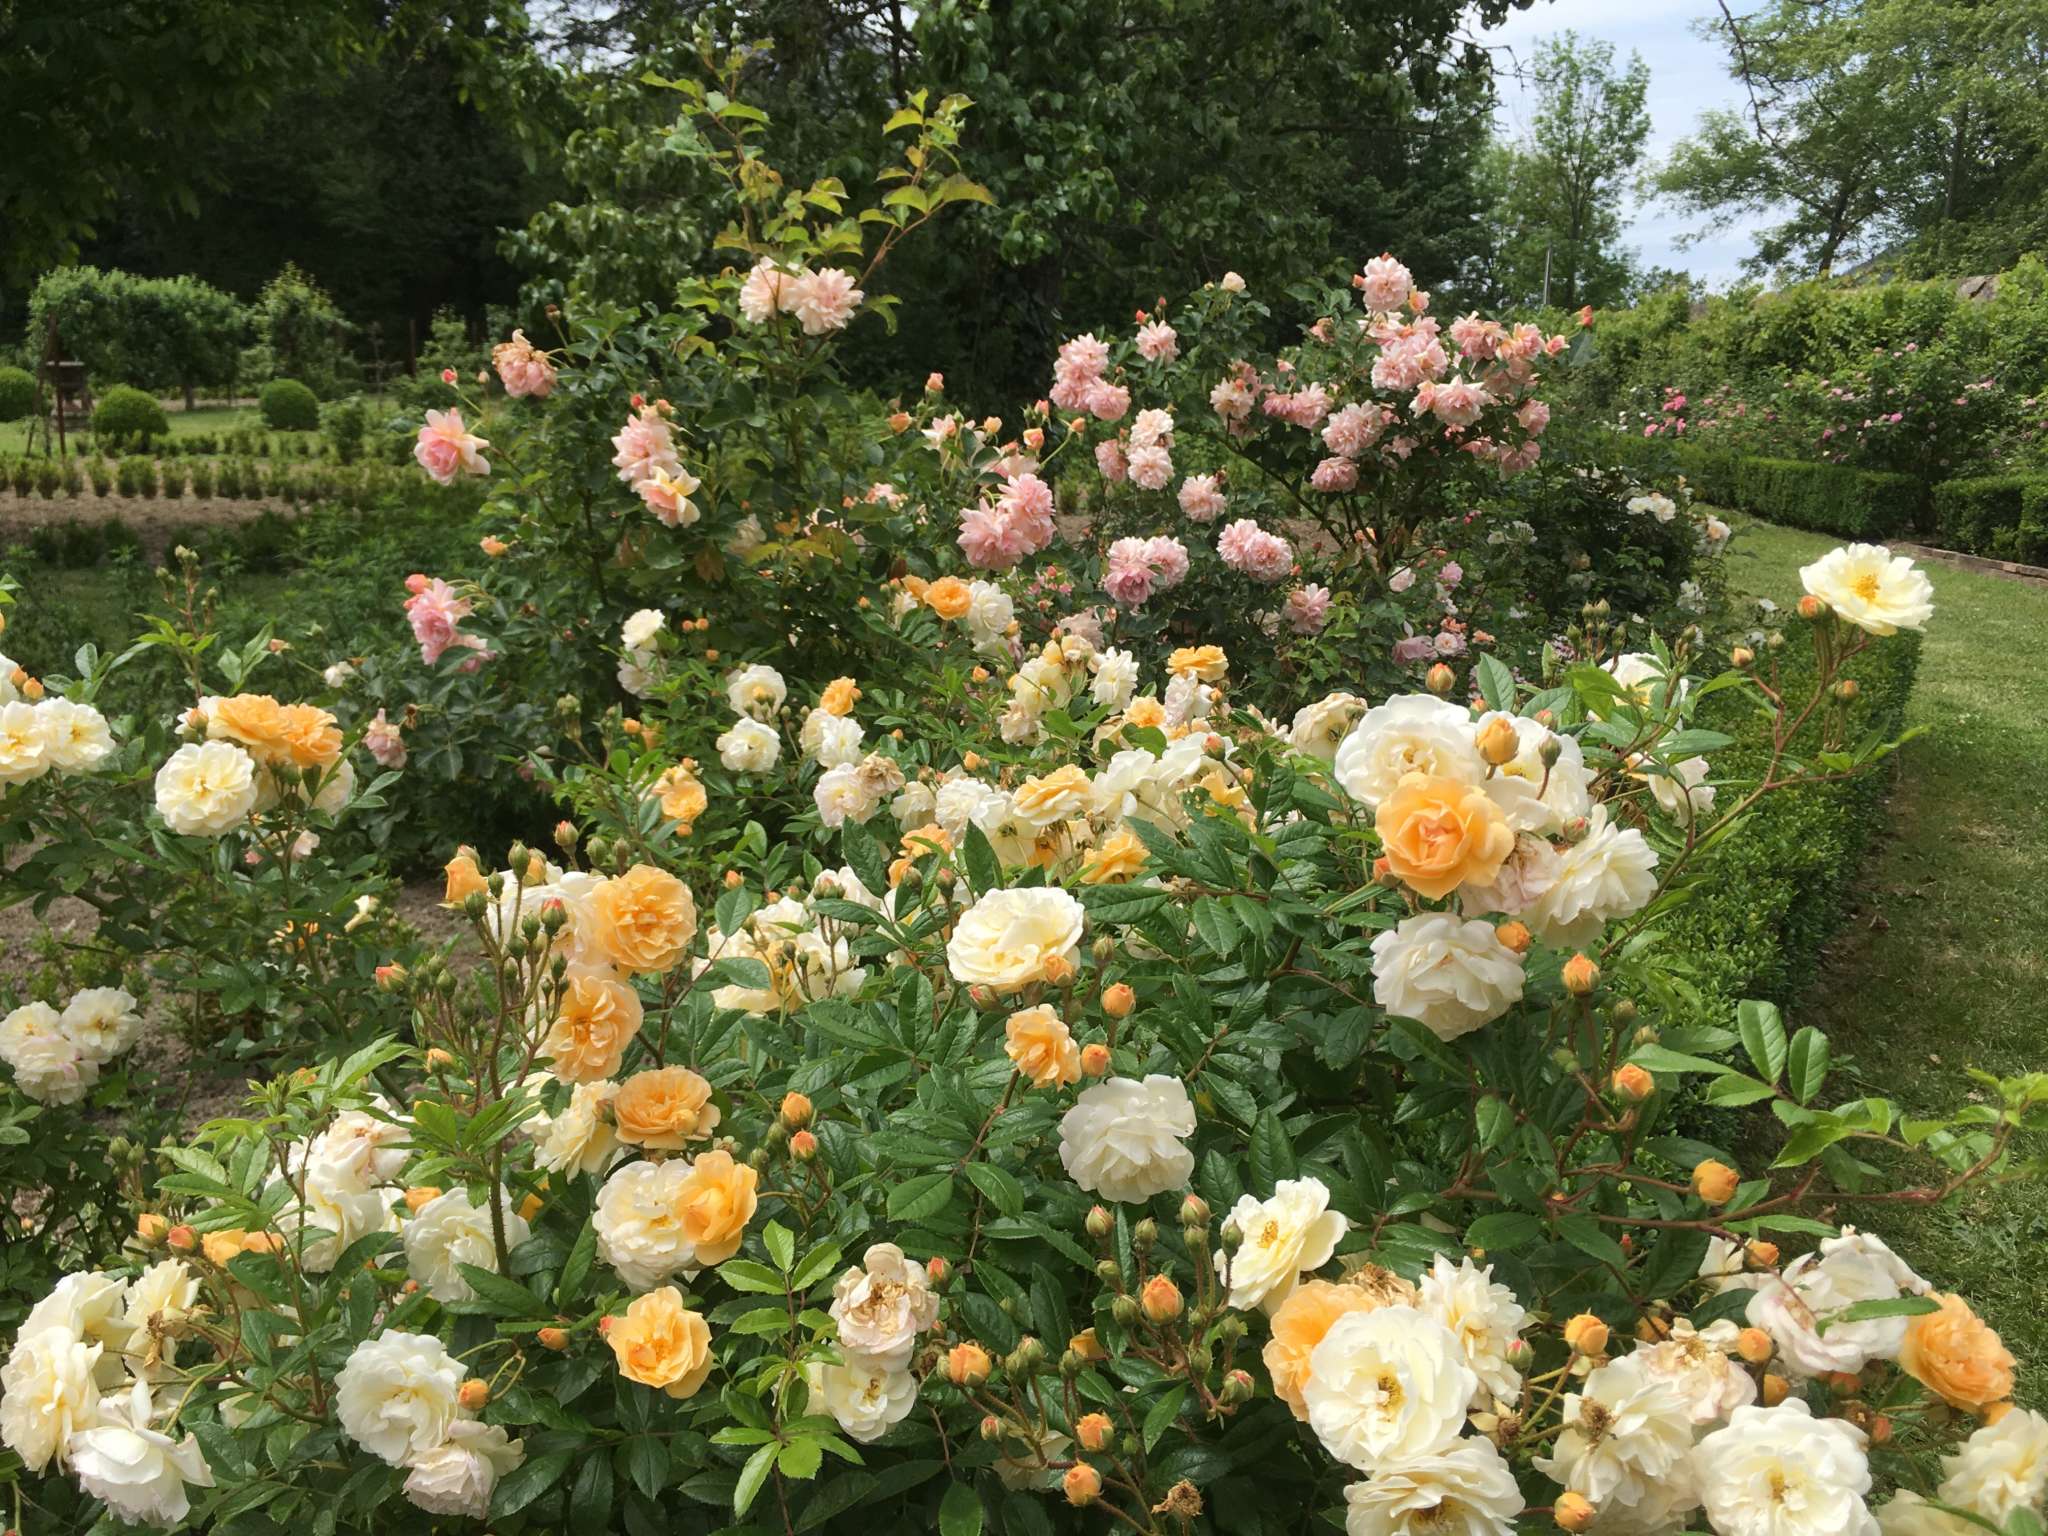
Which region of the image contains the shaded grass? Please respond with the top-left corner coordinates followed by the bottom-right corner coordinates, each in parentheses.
top-left (1725, 514), bottom-right (2048, 1395)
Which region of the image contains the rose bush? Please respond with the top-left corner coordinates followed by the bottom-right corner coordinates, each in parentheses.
top-left (5, 509), bottom-right (2047, 1535)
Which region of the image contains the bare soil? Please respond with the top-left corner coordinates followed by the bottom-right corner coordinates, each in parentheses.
top-left (0, 490), bottom-right (296, 562)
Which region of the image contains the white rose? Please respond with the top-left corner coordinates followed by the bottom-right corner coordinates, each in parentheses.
top-left (0, 653), bottom-right (17, 704)
top-left (1370, 913), bottom-right (1525, 1042)
top-left (1216, 1177), bottom-right (1347, 1312)
top-left (1522, 809), bottom-right (1658, 949)
top-left (1418, 1255), bottom-right (1529, 1407)
top-left (934, 776), bottom-right (998, 840)
top-left (0, 699), bottom-right (51, 786)
top-left (805, 1353), bottom-right (918, 1444)
top-left (403, 1418), bottom-right (526, 1518)
top-left (830, 1243), bottom-right (940, 1368)
top-left (620, 607), bottom-right (666, 651)
top-left (67, 1379), bottom-right (214, 1524)
top-left (1457, 832), bottom-right (1561, 919)
top-left (1090, 648), bottom-right (1140, 710)
top-left (1638, 754), bottom-right (1716, 824)
top-left (595, 1158), bottom-right (700, 1290)
top-left (717, 717), bottom-right (781, 773)
top-left (22, 1271), bottom-right (130, 1361)
top-left (1162, 670), bottom-right (1212, 728)
top-left (1289, 692), bottom-right (1366, 764)
top-left (1800, 544), bottom-right (1934, 636)
top-left (1634, 1320), bottom-right (1756, 1425)
top-left (1534, 1354), bottom-right (1695, 1508)
top-left (946, 886), bottom-right (1085, 991)
top-left (155, 741), bottom-right (258, 835)
top-left (532, 1078), bottom-right (621, 1177)
top-left (35, 699), bottom-right (115, 772)
top-left (1877, 1492), bottom-right (1982, 1536)
top-left (1937, 1407), bottom-right (2048, 1522)
top-left (1745, 1228), bottom-right (1928, 1376)
top-left (965, 581), bottom-right (1016, 652)
top-left (725, 663), bottom-right (788, 720)
top-left (618, 651), bottom-right (656, 698)
top-left (891, 780), bottom-right (937, 827)
top-left (59, 988), bottom-right (142, 1064)
top-left (122, 1259), bottom-right (200, 1375)
top-left (1600, 653), bottom-right (1689, 714)
top-left (1472, 712), bottom-right (1591, 834)
top-left (403, 1189), bottom-right (532, 1303)
top-left (274, 1160), bottom-right (398, 1274)
top-left (801, 709), bottom-right (866, 768)
top-left (336, 1331), bottom-right (468, 1466)
top-left (1332, 695), bottom-right (1483, 808)
top-left (1694, 1400), bottom-right (1876, 1536)
top-left (0, 1000), bottom-right (99, 1104)
top-left (1303, 1307), bottom-right (1476, 1472)
top-left (310, 1104), bottom-right (411, 1186)
top-left (0, 1326), bottom-right (105, 1471)
top-left (1699, 1236), bottom-right (1761, 1295)
top-left (1058, 1075), bottom-right (1196, 1204)
top-left (1340, 1439), bottom-right (1522, 1536)
top-left (814, 763), bottom-right (882, 829)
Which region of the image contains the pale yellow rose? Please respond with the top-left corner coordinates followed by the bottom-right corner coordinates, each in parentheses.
top-left (819, 677), bottom-right (860, 716)
top-left (675, 1150), bottom-right (757, 1265)
top-left (924, 577), bottom-right (973, 621)
top-left (1004, 1005), bottom-right (1081, 1089)
top-left (1901, 1293), bottom-right (2015, 1412)
top-left (1167, 645), bottom-right (1227, 682)
top-left (1374, 772), bottom-right (1514, 899)
top-left (588, 864), bottom-right (697, 974)
top-left (1013, 765), bottom-right (1092, 828)
top-left (1079, 827), bottom-right (1148, 885)
top-left (542, 973), bottom-right (644, 1082)
top-left (607, 1286), bottom-right (714, 1398)
top-left (613, 1066), bottom-right (721, 1149)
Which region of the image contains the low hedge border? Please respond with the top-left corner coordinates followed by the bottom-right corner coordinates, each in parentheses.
top-left (1671, 447), bottom-right (1926, 539)
top-left (1930, 474), bottom-right (2048, 565)
top-left (1651, 625), bottom-right (1922, 1031)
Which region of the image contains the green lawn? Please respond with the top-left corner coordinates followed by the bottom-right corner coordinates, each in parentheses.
top-left (0, 403), bottom-right (265, 457)
top-left (1726, 514), bottom-right (2048, 1396)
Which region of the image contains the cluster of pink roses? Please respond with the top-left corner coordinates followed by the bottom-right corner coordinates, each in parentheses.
top-left (609, 402), bottom-right (704, 528)
top-left (402, 576), bottom-right (493, 670)
top-left (1216, 518), bottom-right (1292, 583)
top-left (958, 472), bottom-right (1058, 571)
top-left (736, 258), bottom-right (865, 335)
top-left (1050, 333), bottom-right (1131, 422)
top-left (1102, 535), bottom-right (1190, 608)
top-left (491, 331), bottom-right (556, 399)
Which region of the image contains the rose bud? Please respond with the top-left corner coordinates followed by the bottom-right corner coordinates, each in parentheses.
top-left (779, 1092), bottom-right (813, 1128)
top-left (1561, 954), bottom-right (1601, 996)
top-left (1062, 1464), bottom-right (1102, 1507)
top-left (166, 1224), bottom-right (198, 1253)
top-left (459, 1379), bottom-right (490, 1411)
top-left (1475, 715), bottom-right (1521, 766)
top-left (1085, 1205), bottom-right (1114, 1239)
top-left (1564, 1314), bottom-right (1611, 1356)
top-left (1080, 1043), bottom-right (1112, 1077)
top-left (1425, 663), bottom-right (1457, 696)
top-left (1690, 1159), bottom-right (1740, 1205)
top-left (1076, 1412), bottom-right (1115, 1453)
top-left (1735, 1327), bottom-right (1773, 1364)
top-left (926, 1256), bottom-right (950, 1286)
top-left (1495, 921), bottom-right (1533, 955)
top-left (1762, 1373), bottom-right (1790, 1406)
top-left (1745, 1240), bottom-right (1780, 1269)
top-left (1139, 1275), bottom-right (1184, 1324)
top-left (1555, 1492), bottom-right (1597, 1532)
top-left (403, 1186), bottom-right (443, 1214)
top-left (1610, 1064), bottom-right (1654, 1101)
top-left (136, 1213), bottom-right (169, 1244)
top-left (537, 1326), bottom-right (570, 1351)
top-left (946, 1342), bottom-right (991, 1387)
top-left (1101, 982), bottom-right (1136, 1018)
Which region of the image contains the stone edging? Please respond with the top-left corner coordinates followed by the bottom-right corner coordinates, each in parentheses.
top-left (1890, 540), bottom-right (2048, 587)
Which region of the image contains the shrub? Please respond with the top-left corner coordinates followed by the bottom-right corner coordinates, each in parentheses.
top-left (115, 455), bottom-right (156, 497)
top-left (1932, 474), bottom-right (2048, 564)
top-left (188, 460), bottom-right (215, 499)
top-left (0, 365), bottom-right (34, 422)
top-left (1728, 456), bottom-right (1925, 537)
top-left (8, 458), bottom-right (32, 495)
top-left (260, 378), bottom-right (320, 431)
top-left (32, 459), bottom-right (61, 499)
top-left (93, 385), bottom-right (170, 449)
top-left (320, 395), bottom-right (370, 464)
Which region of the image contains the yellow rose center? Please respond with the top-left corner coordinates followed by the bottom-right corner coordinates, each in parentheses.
top-left (1851, 573), bottom-right (1881, 602)
top-left (1259, 1219), bottom-right (1282, 1248)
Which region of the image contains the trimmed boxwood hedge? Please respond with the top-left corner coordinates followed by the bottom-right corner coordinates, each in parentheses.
top-left (1931, 474), bottom-right (2048, 565)
top-left (1729, 458), bottom-right (1925, 539)
top-left (1650, 629), bottom-right (1921, 1031)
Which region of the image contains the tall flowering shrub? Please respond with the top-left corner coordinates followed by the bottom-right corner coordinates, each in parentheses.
top-left (6, 523), bottom-right (2048, 1535)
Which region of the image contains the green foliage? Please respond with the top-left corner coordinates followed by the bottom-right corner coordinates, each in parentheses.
top-left (1726, 458), bottom-right (1926, 539)
top-left (26, 267), bottom-right (247, 404)
top-left (1931, 474), bottom-right (2048, 564)
top-left (259, 378), bottom-right (321, 431)
top-left (243, 263), bottom-right (353, 397)
top-left (0, 366), bottom-right (35, 422)
top-left (92, 385), bottom-right (169, 449)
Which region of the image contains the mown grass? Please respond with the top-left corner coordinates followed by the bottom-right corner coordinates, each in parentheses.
top-left (1725, 514), bottom-right (2048, 1396)
top-left (0, 404), bottom-right (264, 457)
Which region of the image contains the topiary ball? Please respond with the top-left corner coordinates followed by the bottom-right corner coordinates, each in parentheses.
top-left (259, 378), bottom-right (321, 432)
top-left (92, 385), bottom-right (169, 448)
top-left (0, 366), bottom-right (34, 423)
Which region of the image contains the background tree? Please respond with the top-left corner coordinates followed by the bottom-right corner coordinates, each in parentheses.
top-left (1480, 31), bottom-right (1651, 311)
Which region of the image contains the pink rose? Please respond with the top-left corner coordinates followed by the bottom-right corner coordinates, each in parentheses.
top-left (1177, 473), bottom-right (1227, 523)
top-left (1095, 441), bottom-right (1128, 483)
top-left (1144, 536), bottom-right (1190, 590)
top-left (611, 407), bottom-right (681, 485)
top-left (1282, 585), bottom-right (1331, 635)
top-left (1135, 320), bottom-right (1179, 362)
top-left (364, 708), bottom-right (407, 769)
top-left (1127, 444), bottom-right (1173, 490)
top-left (402, 577), bottom-right (472, 665)
top-left (413, 408), bottom-right (490, 486)
top-left (1216, 518), bottom-right (1292, 584)
top-left (1359, 254), bottom-right (1414, 313)
top-left (492, 331), bottom-right (556, 398)
top-left (1103, 538), bottom-right (1156, 607)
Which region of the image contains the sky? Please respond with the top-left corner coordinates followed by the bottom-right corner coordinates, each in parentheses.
top-left (1473, 0), bottom-right (1764, 288)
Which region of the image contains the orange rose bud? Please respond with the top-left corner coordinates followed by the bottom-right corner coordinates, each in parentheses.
top-left (597, 1315), bottom-right (614, 1335)
top-left (1797, 594), bottom-right (1828, 621)
top-left (1076, 1412), bottom-right (1115, 1453)
top-left (425, 1047), bottom-right (454, 1068)
top-left (537, 1326), bottom-right (570, 1351)
top-left (947, 1342), bottom-right (992, 1387)
top-left (443, 850), bottom-right (488, 904)
top-left (374, 963), bottom-right (407, 990)
top-left (1736, 1327), bottom-right (1773, 1364)
top-left (1425, 662), bottom-right (1457, 696)
top-left (1101, 983), bottom-right (1135, 1018)
top-left (1079, 1043), bottom-right (1112, 1077)
top-left (1062, 1464), bottom-right (1102, 1507)
top-left (1555, 1492), bottom-right (1597, 1532)
top-left (403, 1186), bottom-right (443, 1214)
top-left (166, 1224), bottom-right (197, 1252)
top-left (1496, 920), bottom-right (1532, 955)
top-left (1869, 1413), bottom-right (1893, 1444)
top-left (789, 1130), bottom-right (818, 1161)
top-left (1041, 952), bottom-right (1076, 987)
top-left (779, 1092), bottom-right (813, 1128)
top-left (459, 1379), bottom-right (490, 1411)
top-left (1564, 1314), bottom-right (1610, 1356)
top-left (1561, 954), bottom-right (1600, 995)
top-left (1139, 1275), bottom-right (1184, 1324)
top-left (1745, 1241), bottom-right (1780, 1269)
top-left (1069, 1329), bottom-right (1106, 1361)
top-left (1475, 715), bottom-right (1521, 766)
top-left (1762, 1373), bottom-right (1790, 1406)
top-left (1610, 1063), bottom-right (1654, 1101)
top-left (926, 1256), bottom-right (950, 1286)
top-left (1690, 1159), bottom-right (1740, 1204)
top-left (136, 1213), bottom-right (169, 1244)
